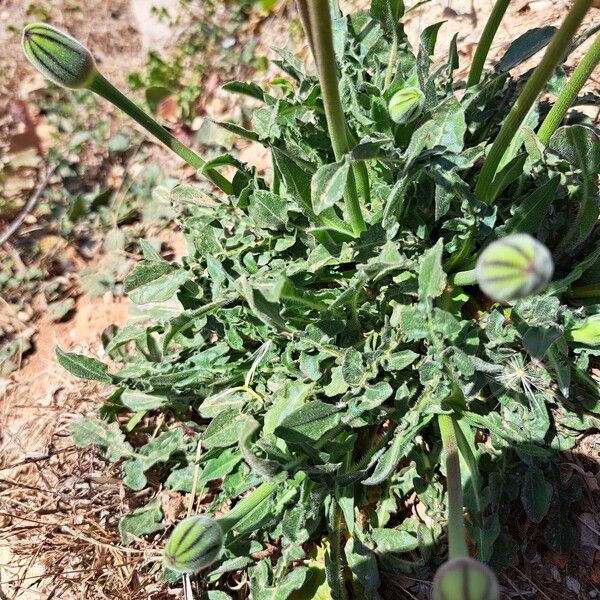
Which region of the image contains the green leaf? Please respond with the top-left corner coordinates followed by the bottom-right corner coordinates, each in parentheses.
top-left (501, 176), bottom-right (559, 235)
top-left (238, 416), bottom-right (280, 478)
top-left (254, 567), bottom-right (308, 600)
top-left (418, 239), bottom-right (446, 306)
top-left (486, 153), bottom-right (527, 204)
top-left (275, 401), bottom-right (341, 444)
top-left (198, 449), bottom-right (242, 486)
top-left (70, 417), bottom-right (133, 462)
top-left (56, 348), bottom-right (112, 384)
top-left (405, 96), bottom-right (466, 164)
top-left (222, 81), bottom-right (265, 101)
top-left (370, 528), bottom-right (419, 554)
top-left (364, 415), bottom-right (432, 485)
top-left (119, 498), bottom-right (164, 545)
top-left (124, 261), bottom-right (190, 304)
top-left (203, 410), bottom-right (252, 449)
top-left (550, 125), bottom-right (600, 252)
top-left (345, 538), bottom-right (381, 600)
top-left (249, 191), bottom-right (289, 230)
top-left (311, 161), bottom-right (350, 215)
top-left (499, 26), bottom-right (557, 72)
top-left (521, 466), bottom-right (552, 523)
top-left (370, 0), bottom-right (404, 36)
top-left (121, 389), bottom-right (169, 411)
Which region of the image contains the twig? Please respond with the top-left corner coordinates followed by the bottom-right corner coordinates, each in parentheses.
top-left (509, 565), bottom-right (555, 600)
top-left (0, 164), bottom-right (58, 246)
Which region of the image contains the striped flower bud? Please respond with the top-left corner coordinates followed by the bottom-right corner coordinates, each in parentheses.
top-left (475, 234), bottom-right (553, 302)
top-left (566, 314), bottom-right (600, 346)
top-left (163, 516), bottom-right (223, 574)
top-left (22, 23), bottom-right (97, 89)
top-left (388, 87), bottom-right (425, 125)
top-left (432, 557), bottom-right (500, 600)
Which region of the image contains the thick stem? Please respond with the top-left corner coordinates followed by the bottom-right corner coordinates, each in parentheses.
top-left (217, 474), bottom-right (286, 533)
top-left (326, 494), bottom-right (348, 600)
top-left (568, 283), bottom-right (600, 300)
top-left (466, 0), bottom-right (510, 88)
top-left (438, 414), bottom-right (469, 561)
top-left (384, 34), bottom-right (399, 89)
top-left (475, 0), bottom-right (593, 203)
top-left (449, 268), bottom-right (477, 286)
top-left (295, 0), bottom-right (315, 56)
top-left (305, 0), bottom-right (366, 235)
top-left (89, 73), bottom-right (232, 194)
top-left (538, 32), bottom-right (600, 145)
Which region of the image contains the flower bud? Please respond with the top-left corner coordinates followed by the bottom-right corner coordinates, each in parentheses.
top-left (22, 23), bottom-right (97, 89)
top-left (432, 557), bottom-right (500, 600)
top-left (164, 516), bottom-right (223, 574)
top-left (476, 234), bottom-right (553, 302)
top-left (566, 314), bottom-right (600, 346)
top-left (388, 87), bottom-right (425, 125)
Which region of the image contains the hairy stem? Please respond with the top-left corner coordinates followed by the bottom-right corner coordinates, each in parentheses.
top-left (217, 473), bottom-right (287, 533)
top-left (475, 0), bottom-right (593, 203)
top-left (295, 0), bottom-right (315, 55)
top-left (305, 0), bottom-right (366, 235)
top-left (568, 283), bottom-right (600, 300)
top-left (89, 74), bottom-right (232, 194)
top-left (326, 494), bottom-right (348, 600)
top-left (538, 32), bottom-right (600, 144)
top-left (449, 268), bottom-right (477, 286)
top-left (438, 414), bottom-right (469, 561)
top-left (384, 34), bottom-right (399, 89)
top-left (466, 0), bottom-right (510, 88)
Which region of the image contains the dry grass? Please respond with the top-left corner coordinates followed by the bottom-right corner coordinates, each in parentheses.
top-left (0, 381), bottom-right (172, 600)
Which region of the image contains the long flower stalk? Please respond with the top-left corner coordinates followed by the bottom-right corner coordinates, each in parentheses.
top-left (304, 0), bottom-right (366, 235)
top-left (466, 0), bottom-right (510, 88)
top-left (22, 23), bottom-right (232, 194)
top-left (438, 414), bottom-right (469, 560)
top-left (475, 0), bottom-right (593, 202)
top-left (538, 31), bottom-right (600, 144)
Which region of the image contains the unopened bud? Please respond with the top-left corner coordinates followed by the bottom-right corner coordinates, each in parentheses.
top-left (22, 23), bottom-right (97, 89)
top-left (164, 516), bottom-right (223, 574)
top-left (476, 234), bottom-right (553, 302)
top-left (432, 557), bottom-right (500, 600)
top-left (389, 87), bottom-right (425, 125)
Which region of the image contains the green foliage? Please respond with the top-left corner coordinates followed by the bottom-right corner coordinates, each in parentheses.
top-left (57, 1), bottom-right (599, 597)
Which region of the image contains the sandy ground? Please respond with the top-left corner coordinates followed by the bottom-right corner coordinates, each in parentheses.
top-left (1, 1), bottom-right (599, 598)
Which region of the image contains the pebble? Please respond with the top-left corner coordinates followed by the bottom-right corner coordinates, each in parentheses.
top-left (566, 575), bottom-right (580, 594)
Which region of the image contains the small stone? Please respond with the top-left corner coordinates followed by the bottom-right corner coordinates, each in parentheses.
top-left (565, 575), bottom-right (580, 594)
top-left (550, 565), bottom-right (561, 582)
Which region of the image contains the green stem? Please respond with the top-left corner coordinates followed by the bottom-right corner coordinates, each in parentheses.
top-left (384, 34), bottom-right (399, 89)
top-left (306, 0), bottom-right (366, 235)
top-left (568, 283), bottom-right (600, 300)
top-left (346, 126), bottom-right (371, 206)
top-left (538, 32), bottom-right (600, 144)
top-left (295, 0), bottom-right (315, 55)
top-left (474, 0), bottom-right (593, 203)
top-left (326, 493), bottom-right (348, 600)
top-left (449, 268), bottom-right (477, 286)
top-left (89, 73), bottom-right (232, 195)
top-left (216, 419), bottom-right (348, 534)
top-left (217, 473), bottom-right (286, 533)
top-left (466, 0), bottom-right (510, 88)
top-left (438, 414), bottom-right (469, 561)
